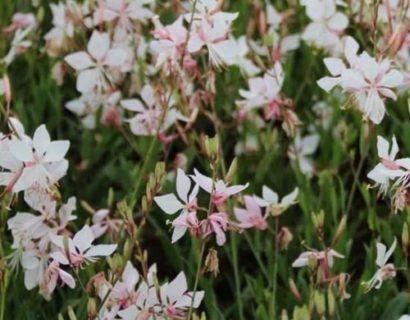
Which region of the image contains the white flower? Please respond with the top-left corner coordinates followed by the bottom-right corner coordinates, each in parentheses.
top-left (154, 168), bottom-right (199, 215)
top-left (288, 132), bottom-right (319, 176)
top-left (225, 36), bottom-right (260, 76)
top-left (301, 0), bottom-right (348, 50)
top-left (292, 248), bottom-right (344, 268)
top-left (364, 238), bottom-right (397, 292)
top-left (253, 185), bottom-right (299, 215)
top-left (65, 31), bottom-right (127, 93)
top-left (187, 13), bottom-right (238, 67)
top-left (2, 124), bottom-right (70, 193)
top-left (50, 225), bottom-right (117, 267)
top-left (159, 272), bottom-right (204, 318)
top-left (3, 27), bottom-right (33, 66)
top-left (193, 169), bottom-right (249, 206)
top-left (367, 136), bottom-right (405, 195)
top-left (121, 84), bottom-right (187, 136)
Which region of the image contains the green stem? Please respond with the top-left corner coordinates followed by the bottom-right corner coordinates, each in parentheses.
top-left (129, 137), bottom-right (158, 210)
top-left (272, 216), bottom-right (280, 319)
top-left (231, 233), bottom-right (244, 320)
top-left (244, 232), bottom-right (270, 283)
top-left (187, 241), bottom-right (206, 320)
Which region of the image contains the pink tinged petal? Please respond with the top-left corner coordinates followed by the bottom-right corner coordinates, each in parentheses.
top-left (396, 158), bottom-right (410, 170)
top-left (24, 268), bottom-right (39, 290)
top-left (291, 256), bottom-right (308, 268)
top-left (88, 31), bottom-right (110, 62)
top-left (167, 272), bottom-right (187, 303)
top-left (33, 125), bottom-right (51, 156)
top-left (324, 58), bottom-right (345, 76)
top-left (281, 188), bottom-right (299, 207)
top-left (85, 244), bottom-right (117, 257)
top-left (0, 151), bottom-right (22, 170)
top-left (0, 172), bottom-right (13, 186)
top-left (50, 251), bottom-right (70, 265)
top-left (379, 70), bottom-right (403, 88)
top-left (192, 290), bottom-right (205, 308)
top-left (21, 254), bottom-right (39, 269)
top-left (193, 169), bottom-right (213, 193)
top-left (376, 242), bottom-right (387, 267)
top-left (73, 225), bottom-right (95, 253)
top-left (233, 208), bottom-right (252, 227)
top-left (9, 117), bottom-right (26, 137)
top-left (121, 99), bottom-right (146, 112)
top-left (281, 34), bottom-right (300, 53)
top-left (327, 12), bottom-right (348, 31)
top-left (12, 167), bottom-right (36, 192)
top-left (104, 48), bottom-right (128, 66)
top-left (187, 34), bottom-right (205, 53)
top-left (377, 136), bottom-right (390, 159)
top-left (8, 139), bottom-right (33, 162)
top-left (58, 269), bottom-right (76, 288)
top-left (382, 238), bottom-right (397, 266)
top-left (262, 185), bottom-right (279, 204)
top-left (176, 168), bottom-right (191, 203)
top-left (341, 69), bottom-right (367, 90)
top-left (317, 76), bottom-right (340, 92)
top-left (171, 226), bottom-right (187, 243)
top-left (225, 183), bottom-right (249, 196)
top-left (378, 88), bottom-right (397, 100)
top-left (363, 89), bottom-right (385, 124)
top-left (344, 36), bottom-right (359, 66)
top-left (244, 195), bottom-right (262, 217)
top-left (154, 194), bottom-right (184, 214)
top-left (301, 134), bottom-right (319, 156)
top-left (77, 69), bottom-right (99, 93)
top-left (117, 306), bottom-right (139, 320)
top-left (122, 261), bottom-right (139, 288)
top-left (391, 136), bottom-right (399, 159)
top-left (43, 141), bottom-right (70, 162)
top-left (64, 51), bottom-right (94, 70)
top-left (359, 53), bottom-right (379, 81)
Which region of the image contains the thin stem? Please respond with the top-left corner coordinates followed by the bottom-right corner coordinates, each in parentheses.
top-left (345, 131), bottom-right (371, 217)
top-left (271, 216), bottom-right (280, 318)
top-left (244, 232), bottom-right (270, 283)
top-left (187, 240), bottom-right (206, 320)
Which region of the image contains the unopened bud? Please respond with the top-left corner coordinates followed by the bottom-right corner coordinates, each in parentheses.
top-left (311, 210), bottom-right (325, 236)
top-left (402, 223), bottom-right (409, 256)
top-left (314, 291), bottom-right (325, 316)
top-left (205, 135), bottom-right (220, 163)
top-left (225, 157), bottom-right (237, 183)
top-left (3, 75), bottom-right (11, 106)
top-left (81, 200), bottom-right (95, 215)
top-left (338, 273), bottom-right (351, 300)
top-left (87, 298), bottom-right (97, 318)
top-left (292, 305), bottom-right (310, 320)
top-left (204, 248), bottom-right (219, 277)
top-left (288, 278), bottom-right (302, 304)
top-left (332, 215), bottom-right (347, 245)
top-left (107, 188), bottom-right (114, 208)
top-left (278, 227), bottom-right (293, 250)
top-left (307, 254), bottom-right (318, 270)
top-left (67, 306), bottom-right (77, 320)
top-left (280, 309), bottom-right (289, 320)
top-left (327, 287), bottom-right (336, 316)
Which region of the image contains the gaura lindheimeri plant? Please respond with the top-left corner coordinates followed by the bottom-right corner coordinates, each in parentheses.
top-left (2, 0), bottom-right (410, 318)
